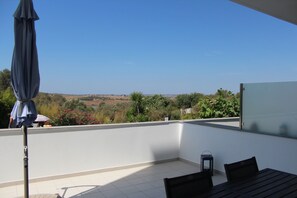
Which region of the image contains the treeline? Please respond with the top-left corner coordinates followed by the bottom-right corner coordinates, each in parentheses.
top-left (0, 69), bottom-right (16, 128)
top-left (0, 69), bottom-right (240, 128)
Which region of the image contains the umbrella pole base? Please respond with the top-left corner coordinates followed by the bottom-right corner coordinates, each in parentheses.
top-left (23, 126), bottom-right (29, 198)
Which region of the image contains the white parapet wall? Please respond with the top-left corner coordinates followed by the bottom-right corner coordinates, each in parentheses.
top-left (2, 118), bottom-right (297, 186)
top-left (179, 122), bottom-right (297, 175)
top-left (0, 122), bottom-right (180, 186)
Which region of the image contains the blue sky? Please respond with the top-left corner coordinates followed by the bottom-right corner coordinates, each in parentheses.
top-left (0, 0), bottom-right (297, 95)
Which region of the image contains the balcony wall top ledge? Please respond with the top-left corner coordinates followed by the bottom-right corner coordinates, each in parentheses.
top-left (181, 117), bottom-right (240, 131)
top-left (0, 117), bottom-right (239, 137)
top-left (0, 120), bottom-right (178, 136)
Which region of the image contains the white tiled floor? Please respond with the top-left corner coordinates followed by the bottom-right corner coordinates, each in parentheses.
top-left (0, 160), bottom-right (227, 198)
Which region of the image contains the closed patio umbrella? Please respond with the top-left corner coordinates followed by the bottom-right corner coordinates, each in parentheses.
top-left (10, 0), bottom-right (40, 197)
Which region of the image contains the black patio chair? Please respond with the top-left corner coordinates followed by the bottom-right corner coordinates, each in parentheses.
top-left (224, 156), bottom-right (259, 183)
top-left (163, 171), bottom-right (213, 198)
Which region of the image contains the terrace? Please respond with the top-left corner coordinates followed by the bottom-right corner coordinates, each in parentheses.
top-left (1, 117), bottom-right (297, 197)
top-left (1, 1), bottom-right (297, 197)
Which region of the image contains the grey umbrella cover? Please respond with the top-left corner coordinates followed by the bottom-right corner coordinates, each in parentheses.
top-left (10, 0), bottom-right (40, 127)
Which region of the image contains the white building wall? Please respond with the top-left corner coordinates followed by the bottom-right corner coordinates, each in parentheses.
top-left (179, 122), bottom-right (297, 175)
top-left (2, 119), bottom-right (297, 186)
top-left (0, 122), bottom-right (180, 185)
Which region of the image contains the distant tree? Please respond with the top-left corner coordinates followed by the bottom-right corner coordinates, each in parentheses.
top-left (197, 89), bottom-right (239, 118)
top-left (215, 88), bottom-right (232, 98)
top-left (0, 69), bottom-right (11, 92)
top-left (51, 94), bottom-right (66, 106)
top-left (0, 88), bottom-right (16, 128)
top-left (175, 94), bottom-right (192, 109)
top-left (130, 92), bottom-right (145, 115)
top-left (95, 102), bottom-right (130, 124)
top-left (0, 101), bottom-right (8, 128)
top-left (113, 103), bottom-right (130, 123)
top-left (95, 102), bottom-right (116, 123)
top-left (0, 69), bottom-right (15, 128)
top-left (146, 95), bottom-right (170, 109)
top-left (50, 109), bottom-right (99, 126)
top-left (196, 97), bottom-right (214, 118)
top-left (34, 93), bottom-right (66, 119)
top-left (34, 93), bottom-right (52, 106)
top-left (145, 95), bottom-right (172, 121)
top-left (38, 103), bottom-right (60, 119)
top-left (175, 93), bottom-right (204, 109)
top-left (0, 87), bottom-right (15, 106)
top-left (34, 93), bottom-right (66, 106)
top-left (189, 92), bottom-right (204, 107)
top-left (126, 92), bottom-right (149, 122)
top-left (63, 99), bottom-right (92, 112)
top-left (170, 109), bottom-right (181, 120)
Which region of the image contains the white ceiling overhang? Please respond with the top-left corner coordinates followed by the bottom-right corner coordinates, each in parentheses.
top-left (231, 0), bottom-right (297, 25)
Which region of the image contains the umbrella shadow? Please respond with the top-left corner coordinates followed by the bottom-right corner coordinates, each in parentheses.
top-left (57, 146), bottom-right (180, 198)
top-left (60, 185), bottom-right (101, 198)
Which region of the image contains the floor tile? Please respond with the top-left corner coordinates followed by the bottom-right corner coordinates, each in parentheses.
top-left (0, 160), bottom-right (226, 198)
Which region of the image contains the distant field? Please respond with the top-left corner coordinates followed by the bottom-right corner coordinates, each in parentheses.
top-left (60, 93), bottom-right (177, 108)
top-left (62, 94), bottom-right (130, 107)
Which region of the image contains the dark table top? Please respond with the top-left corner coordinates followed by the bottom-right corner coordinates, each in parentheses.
top-left (200, 168), bottom-right (297, 198)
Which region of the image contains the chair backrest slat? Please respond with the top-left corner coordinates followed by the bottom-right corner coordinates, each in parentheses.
top-left (224, 156), bottom-right (259, 183)
top-left (164, 171), bottom-right (213, 198)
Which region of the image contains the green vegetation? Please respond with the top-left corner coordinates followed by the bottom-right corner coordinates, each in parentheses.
top-left (197, 89), bottom-right (240, 118)
top-left (0, 69), bottom-right (15, 128)
top-left (0, 69), bottom-right (240, 128)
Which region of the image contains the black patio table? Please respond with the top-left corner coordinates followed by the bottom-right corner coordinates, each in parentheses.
top-left (199, 168), bottom-right (297, 198)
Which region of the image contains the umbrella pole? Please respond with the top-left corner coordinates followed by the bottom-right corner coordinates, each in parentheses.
top-left (23, 125), bottom-right (29, 198)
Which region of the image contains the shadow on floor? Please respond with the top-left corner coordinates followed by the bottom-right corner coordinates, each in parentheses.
top-left (55, 147), bottom-right (226, 198)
